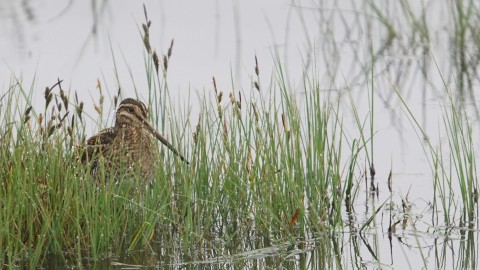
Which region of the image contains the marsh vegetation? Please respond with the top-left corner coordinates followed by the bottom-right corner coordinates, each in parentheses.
top-left (1, 1), bottom-right (479, 269)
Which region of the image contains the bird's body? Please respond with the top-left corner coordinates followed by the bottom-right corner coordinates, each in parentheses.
top-left (83, 98), bottom-right (188, 182)
top-left (85, 124), bottom-right (159, 180)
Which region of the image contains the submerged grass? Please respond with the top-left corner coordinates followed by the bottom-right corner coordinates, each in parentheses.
top-left (392, 76), bottom-right (479, 269)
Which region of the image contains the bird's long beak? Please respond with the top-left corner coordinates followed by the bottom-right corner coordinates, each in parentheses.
top-left (142, 120), bottom-right (190, 164)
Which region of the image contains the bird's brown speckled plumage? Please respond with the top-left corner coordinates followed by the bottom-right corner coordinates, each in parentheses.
top-left (83, 98), bottom-right (188, 181)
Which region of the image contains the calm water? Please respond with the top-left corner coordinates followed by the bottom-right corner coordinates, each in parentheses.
top-left (1, 0), bottom-right (478, 269)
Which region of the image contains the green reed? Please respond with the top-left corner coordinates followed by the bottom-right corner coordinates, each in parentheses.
top-left (0, 51), bottom-right (353, 268)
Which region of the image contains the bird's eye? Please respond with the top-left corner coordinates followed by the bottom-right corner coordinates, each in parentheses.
top-left (127, 108), bottom-right (134, 113)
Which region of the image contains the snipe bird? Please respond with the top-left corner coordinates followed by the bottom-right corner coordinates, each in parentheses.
top-left (83, 98), bottom-right (188, 181)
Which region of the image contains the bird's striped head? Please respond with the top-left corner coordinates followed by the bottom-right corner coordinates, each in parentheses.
top-left (115, 98), bottom-right (190, 164)
top-left (115, 98), bottom-right (149, 128)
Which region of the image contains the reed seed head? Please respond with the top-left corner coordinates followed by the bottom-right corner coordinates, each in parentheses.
top-left (252, 103), bottom-right (259, 122)
top-left (153, 50), bottom-right (160, 73)
top-left (213, 77), bottom-right (218, 96)
top-left (143, 35), bottom-right (151, 54)
top-left (237, 92), bottom-right (242, 109)
top-left (254, 81), bottom-right (260, 92)
top-left (44, 87), bottom-right (52, 107)
top-left (60, 89), bottom-right (68, 111)
top-left (23, 106), bottom-right (32, 124)
top-left (163, 54), bottom-right (168, 71)
top-left (76, 102), bottom-right (84, 119)
top-left (217, 92), bottom-right (223, 103)
top-left (167, 39), bottom-right (174, 59)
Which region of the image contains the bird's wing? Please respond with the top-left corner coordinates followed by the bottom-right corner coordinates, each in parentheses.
top-left (82, 127), bottom-right (117, 161)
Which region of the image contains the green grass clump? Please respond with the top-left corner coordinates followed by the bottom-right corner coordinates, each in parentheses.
top-left (0, 50), bottom-right (353, 268)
